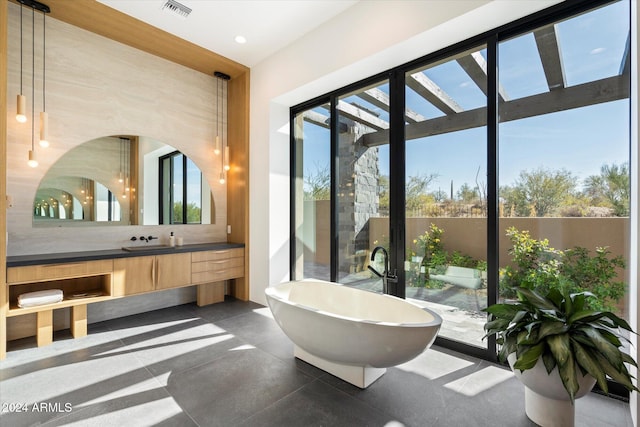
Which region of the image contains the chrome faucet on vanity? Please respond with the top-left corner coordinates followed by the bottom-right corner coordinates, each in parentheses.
top-left (368, 246), bottom-right (397, 294)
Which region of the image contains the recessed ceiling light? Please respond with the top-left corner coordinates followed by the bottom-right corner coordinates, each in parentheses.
top-left (235, 35), bottom-right (247, 44)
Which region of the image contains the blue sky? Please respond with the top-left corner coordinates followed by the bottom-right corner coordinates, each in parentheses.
top-left (302, 0), bottom-right (630, 197)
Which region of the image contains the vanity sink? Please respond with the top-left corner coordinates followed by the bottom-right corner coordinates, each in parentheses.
top-left (122, 245), bottom-right (175, 252)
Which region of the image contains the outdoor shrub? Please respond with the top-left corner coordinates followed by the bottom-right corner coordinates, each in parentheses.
top-left (408, 223), bottom-right (484, 288)
top-left (500, 227), bottom-right (626, 311)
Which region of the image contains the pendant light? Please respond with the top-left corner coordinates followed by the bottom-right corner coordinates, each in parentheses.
top-left (39, 9), bottom-right (48, 148)
top-left (19, 0), bottom-right (51, 165)
top-left (16, 5), bottom-right (26, 123)
top-left (214, 71), bottom-right (230, 184)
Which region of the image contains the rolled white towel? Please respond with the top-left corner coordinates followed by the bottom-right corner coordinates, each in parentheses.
top-left (18, 289), bottom-right (64, 308)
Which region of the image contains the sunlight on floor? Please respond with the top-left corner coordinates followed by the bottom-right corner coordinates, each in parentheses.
top-left (396, 349), bottom-right (474, 380)
top-left (66, 397), bottom-right (184, 426)
top-left (444, 366), bottom-right (514, 397)
top-left (253, 307), bottom-right (275, 319)
top-left (228, 344), bottom-right (256, 351)
top-left (77, 376), bottom-right (167, 407)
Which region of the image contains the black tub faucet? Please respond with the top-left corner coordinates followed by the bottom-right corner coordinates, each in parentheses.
top-left (368, 246), bottom-right (397, 294)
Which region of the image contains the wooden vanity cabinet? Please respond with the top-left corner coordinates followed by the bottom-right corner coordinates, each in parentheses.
top-left (3, 245), bottom-right (242, 357)
top-left (113, 252), bottom-right (192, 296)
top-left (156, 253), bottom-right (192, 290)
top-left (113, 256), bottom-right (155, 296)
top-left (6, 259), bottom-right (114, 347)
top-left (192, 248), bottom-right (244, 305)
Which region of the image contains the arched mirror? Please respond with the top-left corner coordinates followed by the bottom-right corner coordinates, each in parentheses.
top-left (33, 136), bottom-right (214, 227)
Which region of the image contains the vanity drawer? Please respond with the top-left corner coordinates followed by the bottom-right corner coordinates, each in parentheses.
top-left (191, 248), bottom-right (244, 263)
top-left (7, 259), bottom-right (114, 284)
top-left (191, 257), bottom-right (244, 274)
top-left (192, 266), bottom-right (245, 284)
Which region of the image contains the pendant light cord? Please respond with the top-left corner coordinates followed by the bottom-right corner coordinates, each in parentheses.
top-left (20, 5), bottom-right (23, 95)
top-left (31, 5), bottom-right (35, 151)
top-left (43, 11), bottom-right (46, 112)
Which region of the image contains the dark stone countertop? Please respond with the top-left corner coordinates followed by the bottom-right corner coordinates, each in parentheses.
top-left (7, 242), bottom-right (245, 267)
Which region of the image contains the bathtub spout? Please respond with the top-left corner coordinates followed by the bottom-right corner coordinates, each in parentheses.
top-left (370, 246), bottom-right (397, 294)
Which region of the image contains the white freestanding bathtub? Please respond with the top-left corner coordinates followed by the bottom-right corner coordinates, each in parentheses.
top-left (265, 280), bottom-right (442, 388)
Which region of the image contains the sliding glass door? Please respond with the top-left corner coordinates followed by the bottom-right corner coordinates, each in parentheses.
top-left (292, 103), bottom-right (332, 281)
top-left (335, 80), bottom-right (390, 292)
top-left (403, 46), bottom-right (488, 347)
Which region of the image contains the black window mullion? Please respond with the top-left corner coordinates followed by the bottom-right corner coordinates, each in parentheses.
top-left (182, 154), bottom-right (188, 223)
top-left (486, 35), bottom-right (499, 362)
top-left (289, 109), bottom-right (296, 280)
top-left (388, 69), bottom-right (406, 299)
top-left (330, 95), bottom-right (338, 283)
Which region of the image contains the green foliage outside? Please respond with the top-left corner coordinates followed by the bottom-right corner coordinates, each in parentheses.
top-left (406, 223), bottom-right (485, 289)
top-left (173, 201), bottom-right (202, 224)
top-left (500, 227), bottom-right (625, 312)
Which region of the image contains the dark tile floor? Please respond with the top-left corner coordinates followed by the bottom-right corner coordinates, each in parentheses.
top-left (0, 298), bottom-right (633, 426)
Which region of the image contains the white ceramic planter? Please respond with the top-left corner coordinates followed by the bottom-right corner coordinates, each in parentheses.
top-left (508, 354), bottom-right (596, 427)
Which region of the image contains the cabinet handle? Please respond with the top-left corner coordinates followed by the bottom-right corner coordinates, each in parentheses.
top-left (156, 259), bottom-right (160, 286)
top-left (151, 259), bottom-right (156, 285)
top-left (44, 263), bottom-right (84, 268)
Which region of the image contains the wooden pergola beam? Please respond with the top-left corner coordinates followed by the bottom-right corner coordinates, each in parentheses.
top-left (406, 72), bottom-right (463, 115)
top-left (363, 74), bottom-right (629, 146)
top-left (456, 51), bottom-right (510, 102)
top-left (302, 110), bottom-right (330, 129)
top-left (534, 24), bottom-right (566, 91)
top-left (357, 88), bottom-right (426, 123)
top-left (336, 100), bottom-right (389, 131)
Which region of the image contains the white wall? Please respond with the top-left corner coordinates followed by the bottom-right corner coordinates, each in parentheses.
top-left (249, 0), bottom-right (564, 305)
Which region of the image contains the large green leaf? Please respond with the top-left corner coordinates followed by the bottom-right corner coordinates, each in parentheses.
top-left (517, 288), bottom-right (558, 311)
top-left (542, 351), bottom-right (557, 374)
top-left (484, 318), bottom-right (511, 334)
top-left (547, 333), bottom-right (571, 366)
top-left (537, 321), bottom-right (569, 340)
top-left (484, 303), bottom-right (525, 319)
top-left (513, 343), bottom-right (545, 371)
top-left (568, 310), bottom-right (605, 325)
top-left (622, 352), bottom-right (638, 368)
top-left (572, 293), bottom-right (586, 313)
top-left (547, 287), bottom-right (564, 309)
top-left (578, 327), bottom-right (624, 371)
top-left (571, 339), bottom-right (608, 393)
top-left (557, 352), bottom-right (579, 403)
top-left (599, 312), bottom-right (635, 332)
top-left (594, 352), bottom-right (638, 392)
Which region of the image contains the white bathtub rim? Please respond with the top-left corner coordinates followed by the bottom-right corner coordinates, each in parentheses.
top-left (265, 280), bottom-right (443, 328)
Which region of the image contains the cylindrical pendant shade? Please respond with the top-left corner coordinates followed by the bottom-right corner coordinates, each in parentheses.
top-left (214, 135), bottom-right (221, 155)
top-left (39, 111), bottom-right (49, 147)
top-left (16, 94), bottom-right (27, 123)
top-left (219, 171), bottom-right (226, 184)
top-left (224, 146), bottom-right (230, 171)
top-left (28, 150), bottom-right (38, 168)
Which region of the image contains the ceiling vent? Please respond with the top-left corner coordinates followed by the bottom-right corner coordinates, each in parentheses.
top-left (161, 0), bottom-right (191, 19)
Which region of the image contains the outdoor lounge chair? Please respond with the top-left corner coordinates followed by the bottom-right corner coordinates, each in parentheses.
top-left (429, 265), bottom-right (483, 311)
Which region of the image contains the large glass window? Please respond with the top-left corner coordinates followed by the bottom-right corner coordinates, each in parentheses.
top-left (498, 1), bottom-right (631, 321)
top-left (292, 103), bottom-right (331, 281)
top-left (291, 0), bottom-right (631, 361)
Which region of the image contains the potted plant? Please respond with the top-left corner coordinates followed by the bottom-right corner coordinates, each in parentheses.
top-left (484, 287), bottom-right (637, 427)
